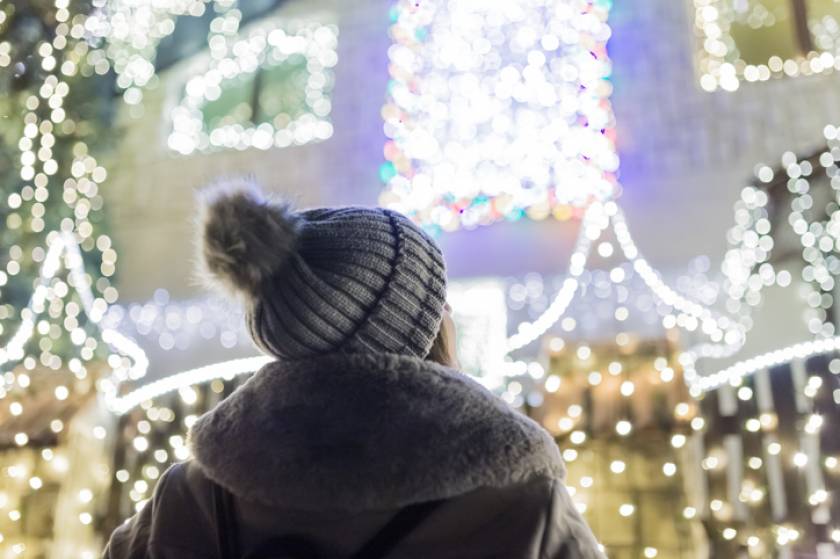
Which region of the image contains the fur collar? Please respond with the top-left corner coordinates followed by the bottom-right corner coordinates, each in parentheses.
top-left (190, 353), bottom-right (564, 511)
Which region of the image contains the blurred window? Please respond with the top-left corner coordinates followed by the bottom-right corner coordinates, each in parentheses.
top-left (167, 19), bottom-right (338, 154)
top-left (695, 0), bottom-right (840, 90)
top-left (199, 54), bottom-right (311, 132)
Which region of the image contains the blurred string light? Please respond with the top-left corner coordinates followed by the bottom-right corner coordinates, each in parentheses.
top-left (504, 200), bottom-right (602, 352)
top-left (714, 124), bottom-right (840, 389)
top-left (380, 0), bottom-right (620, 232)
top-left (504, 200), bottom-right (745, 389)
top-left (102, 292), bottom-right (252, 352)
top-left (106, 356), bottom-right (270, 415)
top-left (0, 2), bottom-right (144, 383)
top-left (693, 0), bottom-right (840, 92)
top-left (0, 233), bottom-right (148, 384)
top-left (685, 126), bottom-right (840, 550)
top-left (85, 0), bottom-right (209, 105)
top-left (168, 12), bottom-right (338, 154)
top-left (700, 336), bottom-right (840, 391)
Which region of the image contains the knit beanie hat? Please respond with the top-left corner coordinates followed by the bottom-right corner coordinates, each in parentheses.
top-left (198, 179), bottom-right (448, 360)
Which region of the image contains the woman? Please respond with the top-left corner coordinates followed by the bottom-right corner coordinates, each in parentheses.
top-left (103, 179), bottom-right (604, 559)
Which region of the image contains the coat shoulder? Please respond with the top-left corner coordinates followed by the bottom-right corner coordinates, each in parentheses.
top-left (540, 478), bottom-right (605, 558)
top-left (398, 476), bottom-right (604, 559)
top-left (103, 462), bottom-right (219, 559)
top-left (153, 461), bottom-right (218, 532)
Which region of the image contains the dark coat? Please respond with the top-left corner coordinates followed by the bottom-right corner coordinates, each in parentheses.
top-left (103, 353), bottom-right (604, 558)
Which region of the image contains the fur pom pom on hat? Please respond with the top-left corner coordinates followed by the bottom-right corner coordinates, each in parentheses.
top-left (198, 178), bottom-right (448, 360)
top-left (199, 179), bottom-right (301, 297)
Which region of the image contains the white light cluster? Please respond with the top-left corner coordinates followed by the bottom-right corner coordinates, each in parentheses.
top-left (720, 184), bottom-right (773, 323)
top-left (107, 356), bottom-right (270, 415)
top-left (693, 0), bottom-right (840, 91)
top-left (0, 237), bottom-right (66, 368)
top-left (714, 124), bottom-right (840, 390)
top-left (698, 336), bottom-right (840, 392)
top-left (505, 201), bottom-right (744, 386)
top-left (168, 16), bottom-right (338, 155)
top-left (505, 202), bottom-right (604, 351)
top-left (86, 0), bottom-right (208, 104)
top-left (0, 233), bottom-right (148, 382)
top-left (102, 291), bottom-right (251, 353)
top-left (380, 0), bottom-right (619, 231)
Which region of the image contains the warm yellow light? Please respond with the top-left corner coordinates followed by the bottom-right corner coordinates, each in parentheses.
top-left (615, 420), bottom-right (632, 436)
top-left (619, 503), bottom-right (635, 517)
top-left (723, 528), bottom-right (737, 541)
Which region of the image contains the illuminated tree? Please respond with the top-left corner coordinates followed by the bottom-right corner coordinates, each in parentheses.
top-left (0, 0), bottom-right (143, 554)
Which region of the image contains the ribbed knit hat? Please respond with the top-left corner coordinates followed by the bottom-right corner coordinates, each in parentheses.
top-left (198, 179), bottom-right (448, 359)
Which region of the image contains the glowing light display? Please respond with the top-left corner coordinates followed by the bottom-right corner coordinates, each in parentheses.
top-left (380, 0), bottom-right (619, 232)
top-left (693, 0), bottom-right (840, 91)
top-left (86, 0), bottom-right (208, 105)
top-left (168, 16), bottom-right (338, 155)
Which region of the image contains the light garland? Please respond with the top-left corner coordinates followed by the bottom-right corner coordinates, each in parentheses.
top-left (0, 233), bottom-right (148, 382)
top-left (380, 0), bottom-right (619, 233)
top-left (4, 100), bottom-right (120, 375)
top-left (0, 236), bottom-right (66, 368)
top-left (505, 201), bottom-right (602, 352)
top-left (86, 0), bottom-right (209, 105)
top-left (107, 355), bottom-right (270, 415)
top-left (698, 336), bottom-right (840, 392)
top-left (716, 124), bottom-right (840, 382)
top-left (504, 201), bottom-right (745, 390)
top-left (167, 15), bottom-right (338, 155)
top-left (676, 123), bottom-right (840, 398)
top-left (1, 0), bottom-right (137, 386)
top-left (693, 0), bottom-right (840, 91)
top-left (527, 340), bottom-right (715, 555)
top-left (102, 293), bottom-right (252, 353)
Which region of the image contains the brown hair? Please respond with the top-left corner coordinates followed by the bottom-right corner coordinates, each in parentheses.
top-left (426, 319), bottom-right (453, 367)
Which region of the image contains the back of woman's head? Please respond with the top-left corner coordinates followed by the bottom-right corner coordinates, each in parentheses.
top-left (198, 178), bottom-right (449, 362)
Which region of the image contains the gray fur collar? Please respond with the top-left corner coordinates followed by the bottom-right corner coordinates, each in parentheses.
top-left (190, 353), bottom-right (564, 511)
